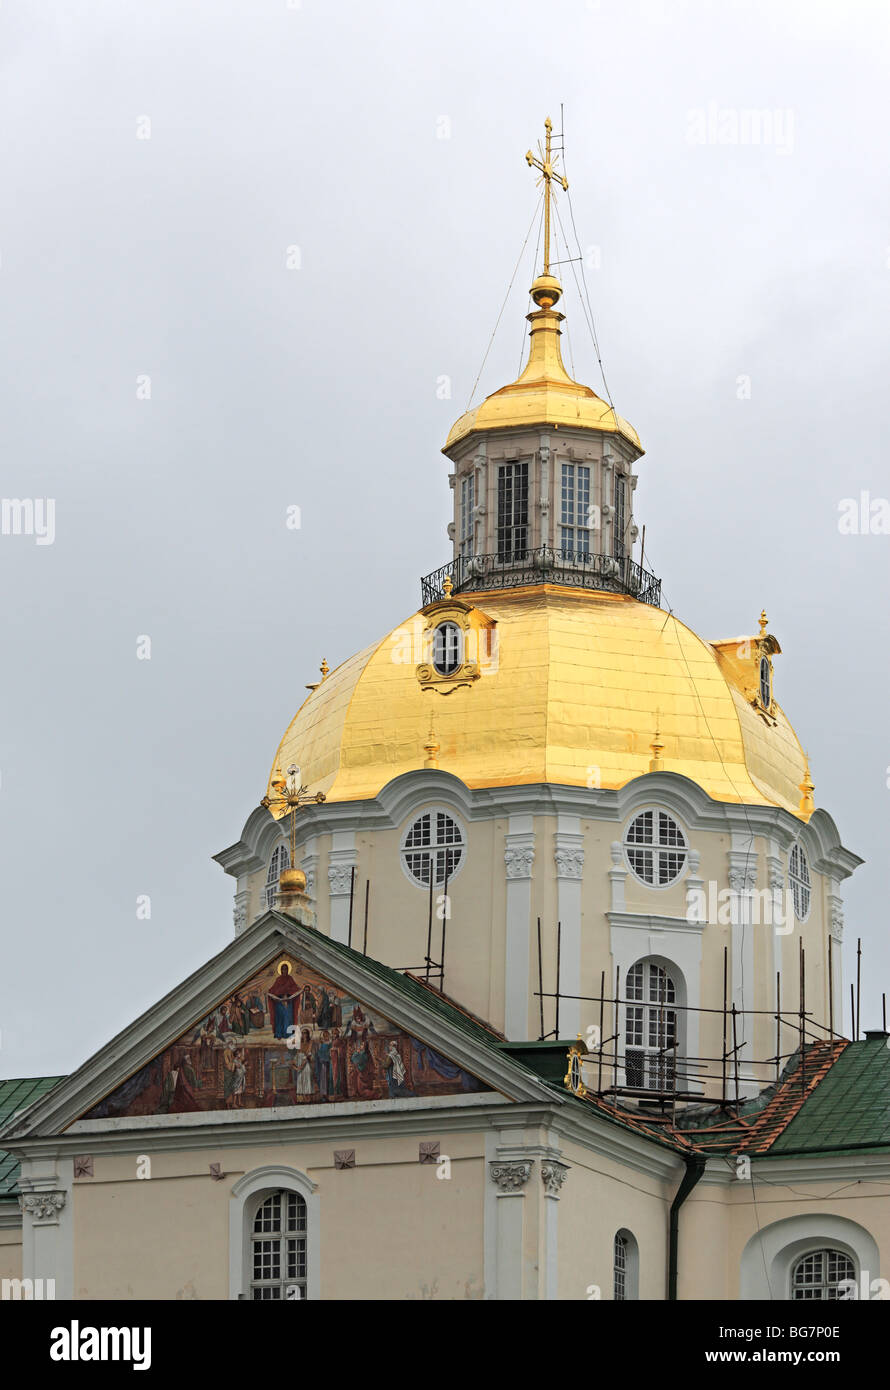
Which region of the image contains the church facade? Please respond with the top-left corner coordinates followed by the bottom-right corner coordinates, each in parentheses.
top-left (2, 126), bottom-right (887, 1302)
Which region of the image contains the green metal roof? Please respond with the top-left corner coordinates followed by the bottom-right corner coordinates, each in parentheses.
top-left (0, 1076), bottom-right (66, 1197)
top-left (767, 1036), bottom-right (890, 1156)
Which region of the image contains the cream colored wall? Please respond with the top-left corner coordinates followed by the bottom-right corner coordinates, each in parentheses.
top-left (0, 1225), bottom-right (22, 1283)
top-left (247, 809), bottom-right (835, 1072)
top-left (72, 1131), bottom-right (486, 1301)
top-left (556, 1137), bottom-right (674, 1300)
top-left (680, 1177), bottom-right (890, 1299)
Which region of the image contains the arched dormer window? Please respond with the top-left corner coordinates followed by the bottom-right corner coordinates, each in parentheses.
top-left (613, 1229), bottom-right (640, 1300)
top-left (625, 959), bottom-right (678, 1092)
top-left (791, 1248), bottom-right (855, 1301)
top-left (789, 842), bottom-right (811, 921)
top-left (264, 843), bottom-right (290, 909)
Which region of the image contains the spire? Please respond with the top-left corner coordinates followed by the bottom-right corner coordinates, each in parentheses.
top-left (525, 116), bottom-right (569, 286)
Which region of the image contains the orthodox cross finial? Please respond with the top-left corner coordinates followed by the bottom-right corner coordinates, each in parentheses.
top-left (261, 762), bottom-right (327, 881)
top-left (759, 609), bottom-right (768, 637)
top-left (526, 116), bottom-right (568, 279)
top-left (798, 754), bottom-right (815, 818)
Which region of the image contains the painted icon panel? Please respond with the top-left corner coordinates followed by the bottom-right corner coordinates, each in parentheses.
top-left (84, 956), bottom-right (489, 1118)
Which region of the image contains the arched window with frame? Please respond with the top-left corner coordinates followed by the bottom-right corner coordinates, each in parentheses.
top-left (250, 1190), bottom-right (308, 1300)
top-left (790, 1248), bottom-right (855, 1300)
top-left (789, 842), bottom-right (811, 921)
top-left (625, 959), bottom-right (679, 1092)
top-left (432, 622), bottom-right (463, 675)
top-left (264, 843), bottom-right (290, 909)
top-left (613, 1228), bottom-right (639, 1300)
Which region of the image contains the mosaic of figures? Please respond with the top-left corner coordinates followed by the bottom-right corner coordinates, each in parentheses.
top-left (85, 956), bottom-right (488, 1117)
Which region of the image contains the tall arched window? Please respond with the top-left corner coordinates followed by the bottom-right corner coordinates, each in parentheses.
top-left (625, 960), bottom-right (678, 1092)
top-left (265, 843), bottom-right (290, 909)
top-left (789, 842), bottom-right (811, 921)
top-left (791, 1248), bottom-right (855, 1300)
top-left (250, 1190), bottom-right (307, 1300)
top-left (613, 1229), bottom-right (639, 1300)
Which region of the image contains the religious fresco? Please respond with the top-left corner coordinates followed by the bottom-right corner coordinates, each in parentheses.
top-left (84, 956), bottom-right (489, 1118)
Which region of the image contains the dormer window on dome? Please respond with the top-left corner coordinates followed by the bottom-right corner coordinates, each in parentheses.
top-left (759, 656), bottom-right (772, 709)
top-left (432, 622), bottom-right (462, 675)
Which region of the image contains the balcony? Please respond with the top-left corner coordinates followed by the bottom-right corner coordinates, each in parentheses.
top-left (421, 547), bottom-right (662, 609)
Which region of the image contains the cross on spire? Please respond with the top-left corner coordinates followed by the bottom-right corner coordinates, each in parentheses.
top-left (526, 116), bottom-right (569, 277)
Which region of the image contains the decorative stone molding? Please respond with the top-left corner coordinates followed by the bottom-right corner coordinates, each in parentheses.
top-left (334, 1150), bottom-right (356, 1170)
top-left (327, 864), bottom-right (355, 896)
top-left (73, 1156), bottom-right (93, 1179)
top-left (233, 890), bottom-right (249, 935)
top-left (540, 1160), bottom-right (569, 1198)
top-left (766, 855), bottom-right (785, 892)
top-left (19, 1191), bottom-right (66, 1224)
top-left (609, 840), bottom-right (628, 913)
top-left (829, 902), bottom-right (844, 943)
top-left (419, 1141), bottom-right (440, 1165)
top-left (684, 849), bottom-right (705, 923)
top-left (504, 845), bottom-right (534, 880)
top-left (728, 850), bottom-right (758, 893)
top-left (300, 852), bottom-right (319, 900)
top-left (489, 1160), bottom-right (533, 1192)
top-left (554, 834), bottom-right (585, 881)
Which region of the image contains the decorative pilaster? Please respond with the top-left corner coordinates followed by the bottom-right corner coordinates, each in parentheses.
top-left (18, 1159), bottom-right (74, 1299)
top-left (554, 823), bottom-right (584, 1038)
top-left (233, 889), bottom-right (249, 937)
top-left (609, 841), bottom-right (627, 912)
top-left (327, 835), bottom-right (357, 944)
top-left (504, 819), bottom-right (535, 1040)
top-left (728, 842), bottom-right (759, 1096)
top-left (540, 1161), bottom-right (568, 1198)
top-left (684, 849), bottom-right (704, 924)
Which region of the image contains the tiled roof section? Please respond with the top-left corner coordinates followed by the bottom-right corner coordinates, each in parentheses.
top-left (678, 1041), bottom-right (847, 1156)
top-left (0, 1076), bottom-right (66, 1198)
top-left (770, 1034), bottom-right (890, 1154)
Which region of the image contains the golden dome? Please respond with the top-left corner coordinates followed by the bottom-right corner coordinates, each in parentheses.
top-left (268, 586), bottom-right (809, 818)
top-left (444, 277), bottom-right (642, 454)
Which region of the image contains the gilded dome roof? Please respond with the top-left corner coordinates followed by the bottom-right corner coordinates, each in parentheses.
top-left (268, 586), bottom-right (809, 818)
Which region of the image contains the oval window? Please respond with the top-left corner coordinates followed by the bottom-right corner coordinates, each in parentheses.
top-left (432, 622), bottom-right (463, 676)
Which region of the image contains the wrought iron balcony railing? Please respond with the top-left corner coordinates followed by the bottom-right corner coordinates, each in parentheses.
top-left (421, 547), bottom-right (662, 609)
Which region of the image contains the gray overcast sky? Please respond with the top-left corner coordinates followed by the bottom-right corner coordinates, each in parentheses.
top-left (1, 0), bottom-right (888, 1074)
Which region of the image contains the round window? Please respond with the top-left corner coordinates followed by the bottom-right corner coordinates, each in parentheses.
top-left (401, 810), bottom-right (465, 888)
top-left (432, 622), bottom-right (463, 676)
top-left (624, 810), bottom-right (687, 887)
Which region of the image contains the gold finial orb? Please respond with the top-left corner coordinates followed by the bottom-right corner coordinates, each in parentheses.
top-left (320, 658), bottom-right (329, 679)
top-left (279, 866), bottom-right (307, 894)
top-left (443, 574), bottom-right (454, 598)
top-left (798, 756), bottom-right (815, 817)
top-left (759, 609), bottom-right (768, 637)
top-left (270, 764), bottom-right (287, 794)
top-left (530, 273), bottom-right (563, 309)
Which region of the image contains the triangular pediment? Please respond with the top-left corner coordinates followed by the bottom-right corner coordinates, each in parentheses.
top-left (2, 912), bottom-right (556, 1140)
top-left (84, 949), bottom-right (491, 1120)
